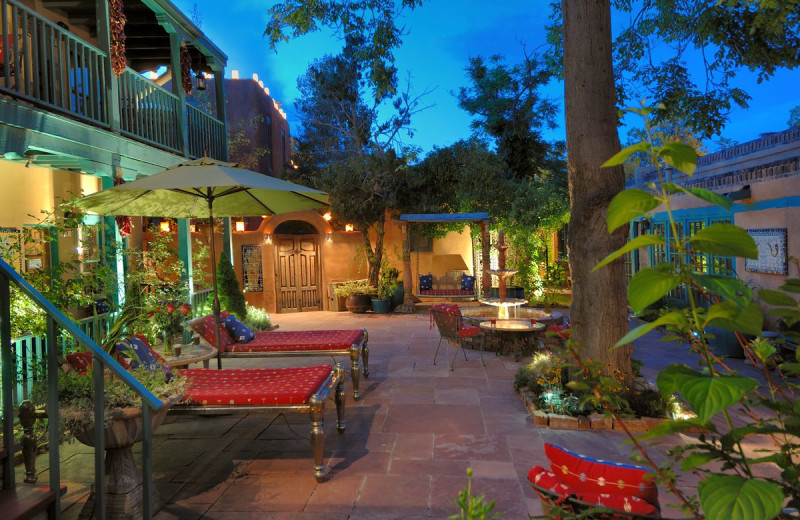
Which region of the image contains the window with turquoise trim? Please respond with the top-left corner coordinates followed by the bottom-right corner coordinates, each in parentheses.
top-left (647, 217), bottom-right (734, 277)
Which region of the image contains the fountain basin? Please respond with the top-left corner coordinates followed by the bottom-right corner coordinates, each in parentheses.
top-left (462, 306), bottom-right (563, 324)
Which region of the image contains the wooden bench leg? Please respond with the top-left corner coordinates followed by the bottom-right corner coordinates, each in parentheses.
top-left (348, 347), bottom-right (361, 401)
top-left (309, 394), bottom-right (327, 482)
top-left (361, 332), bottom-right (370, 379)
top-left (335, 363), bottom-right (346, 433)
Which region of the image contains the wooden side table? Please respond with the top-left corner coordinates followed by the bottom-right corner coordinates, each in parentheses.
top-left (153, 343), bottom-right (217, 368)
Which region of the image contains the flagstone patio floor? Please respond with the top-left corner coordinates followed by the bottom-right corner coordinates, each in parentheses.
top-left (42, 306), bottom-right (778, 519)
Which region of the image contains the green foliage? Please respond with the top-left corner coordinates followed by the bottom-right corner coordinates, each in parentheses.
top-left (620, 388), bottom-right (672, 419)
top-left (377, 265), bottom-right (400, 301)
top-left (333, 281), bottom-right (377, 298)
top-left (216, 253), bottom-right (247, 319)
top-left (594, 104), bottom-right (800, 519)
top-left (450, 468), bottom-right (502, 520)
top-left (514, 351), bottom-right (564, 392)
top-left (243, 305), bottom-right (272, 331)
top-left (788, 105), bottom-right (800, 128)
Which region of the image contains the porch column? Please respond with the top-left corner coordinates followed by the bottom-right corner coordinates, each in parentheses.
top-left (396, 221), bottom-right (416, 313)
top-left (163, 22), bottom-right (189, 157)
top-left (177, 220), bottom-right (194, 294)
top-left (480, 219), bottom-right (491, 297)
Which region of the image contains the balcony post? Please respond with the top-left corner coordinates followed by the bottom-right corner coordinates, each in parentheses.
top-left (210, 61), bottom-right (229, 161)
top-left (95, 0), bottom-right (120, 129)
top-left (163, 24), bottom-right (189, 157)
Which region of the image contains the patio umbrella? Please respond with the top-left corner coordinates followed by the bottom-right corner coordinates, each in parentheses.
top-left (73, 157), bottom-right (329, 368)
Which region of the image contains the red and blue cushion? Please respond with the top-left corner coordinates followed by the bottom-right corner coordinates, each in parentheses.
top-left (179, 365), bottom-right (332, 406)
top-left (225, 329), bottom-right (364, 353)
top-left (460, 274), bottom-right (476, 291)
top-left (430, 304), bottom-right (480, 337)
top-left (188, 314), bottom-right (236, 348)
top-left (419, 274), bottom-right (433, 291)
top-left (544, 443), bottom-right (659, 508)
top-left (115, 334), bottom-right (168, 371)
top-left (221, 312), bottom-right (255, 343)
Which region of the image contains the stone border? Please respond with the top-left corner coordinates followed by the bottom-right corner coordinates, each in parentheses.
top-left (518, 389), bottom-right (667, 432)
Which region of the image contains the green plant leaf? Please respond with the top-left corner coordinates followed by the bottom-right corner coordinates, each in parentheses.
top-left (594, 235), bottom-right (664, 271)
top-left (694, 275), bottom-right (752, 308)
top-left (615, 311), bottom-right (685, 346)
top-left (758, 289), bottom-right (797, 307)
top-left (627, 268), bottom-right (680, 314)
top-left (681, 452), bottom-right (717, 471)
top-left (688, 224), bottom-right (758, 258)
top-left (764, 307), bottom-right (800, 320)
top-left (636, 417), bottom-right (708, 440)
top-left (657, 365), bottom-right (757, 423)
top-left (602, 142), bottom-right (649, 168)
top-left (705, 301), bottom-right (763, 336)
top-left (606, 189), bottom-right (659, 233)
top-left (674, 185), bottom-right (732, 210)
top-left (698, 475), bottom-right (784, 520)
top-left (779, 278), bottom-right (800, 293)
top-left (658, 142), bottom-right (698, 175)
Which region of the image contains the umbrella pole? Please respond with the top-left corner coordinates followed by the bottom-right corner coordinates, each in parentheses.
top-left (207, 201), bottom-right (223, 370)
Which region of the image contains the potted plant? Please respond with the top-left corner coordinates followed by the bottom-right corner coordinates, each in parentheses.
top-left (334, 281), bottom-right (377, 313)
top-left (372, 267), bottom-right (400, 314)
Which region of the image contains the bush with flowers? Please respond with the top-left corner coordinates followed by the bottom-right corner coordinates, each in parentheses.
top-left (150, 300), bottom-right (191, 352)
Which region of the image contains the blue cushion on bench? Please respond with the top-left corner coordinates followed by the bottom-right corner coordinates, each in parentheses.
top-left (221, 312), bottom-right (255, 343)
top-left (419, 274), bottom-right (433, 291)
top-left (461, 274), bottom-right (476, 291)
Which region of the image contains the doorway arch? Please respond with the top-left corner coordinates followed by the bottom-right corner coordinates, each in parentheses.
top-left (274, 220), bottom-right (322, 312)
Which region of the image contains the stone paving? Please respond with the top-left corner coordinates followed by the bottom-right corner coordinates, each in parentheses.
top-left (48, 306), bottom-right (775, 519)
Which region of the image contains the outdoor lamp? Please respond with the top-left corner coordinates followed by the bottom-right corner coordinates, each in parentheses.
top-left (324, 232), bottom-right (333, 243)
top-left (189, 222), bottom-right (197, 233)
top-left (345, 224), bottom-right (354, 232)
top-left (235, 220), bottom-right (245, 232)
top-left (196, 71), bottom-right (206, 91)
top-left (159, 220), bottom-right (171, 233)
top-left (263, 233), bottom-right (272, 244)
top-left (322, 212), bottom-right (332, 221)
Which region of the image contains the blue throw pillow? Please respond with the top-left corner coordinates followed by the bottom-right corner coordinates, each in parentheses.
top-left (115, 336), bottom-right (173, 379)
top-left (419, 274), bottom-right (433, 291)
top-left (222, 314), bottom-right (255, 343)
top-left (461, 274), bottom-right (476, 291)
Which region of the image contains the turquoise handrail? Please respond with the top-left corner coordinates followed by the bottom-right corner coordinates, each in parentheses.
top-left (0, 257), bottom-right (163, 519)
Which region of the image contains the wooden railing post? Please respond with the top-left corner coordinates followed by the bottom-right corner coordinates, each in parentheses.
top-left (162, 21), bottom-right (189, 157)
top-left (95, 0), bottom-right (120, 130)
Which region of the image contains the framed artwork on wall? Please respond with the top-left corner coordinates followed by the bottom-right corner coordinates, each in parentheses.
top-left (241, 245), bottom-right (263, 292)
top-left (745, 228), bottom-right (788, 275)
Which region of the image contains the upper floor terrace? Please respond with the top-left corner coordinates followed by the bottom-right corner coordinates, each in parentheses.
top-left (0, 0), bottom-right (228, 177)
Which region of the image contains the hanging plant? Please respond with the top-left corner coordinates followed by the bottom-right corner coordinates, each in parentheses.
top-left (109, 0), bottom-right (127, 76)
top-left (180, 44), bottom-right (192, 95)
top-left (113, 177), bottom-right (132, 239)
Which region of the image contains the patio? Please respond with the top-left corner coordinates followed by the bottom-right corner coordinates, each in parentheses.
top-left (23, 307), bottom-right (766, 519)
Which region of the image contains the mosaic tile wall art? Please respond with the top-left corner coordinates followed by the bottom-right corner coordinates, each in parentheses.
top-left (745, 228), bottom-right (788, 275)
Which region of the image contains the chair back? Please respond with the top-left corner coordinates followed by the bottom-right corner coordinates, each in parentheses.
top-left (430, 304), bottom-right (464, 344)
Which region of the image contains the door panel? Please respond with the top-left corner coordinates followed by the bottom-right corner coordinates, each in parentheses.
top-left (276, 235), bottom-right (321, 313)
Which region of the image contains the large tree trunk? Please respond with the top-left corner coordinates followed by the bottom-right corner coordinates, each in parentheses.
top-left (562, 0), bottom-right (632, 384)
top-left (363, 213), bottom-right (386, 287)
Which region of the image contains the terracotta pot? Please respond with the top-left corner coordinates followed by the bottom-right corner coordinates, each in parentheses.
top-left (345, 294), bottom-right (372, 313)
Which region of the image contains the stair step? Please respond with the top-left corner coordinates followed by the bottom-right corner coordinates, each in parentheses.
top-left (0, 485), bottom-right (55, 520)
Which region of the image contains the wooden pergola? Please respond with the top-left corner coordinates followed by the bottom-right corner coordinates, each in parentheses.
top-left (395, 212), bottom-right (491, 313)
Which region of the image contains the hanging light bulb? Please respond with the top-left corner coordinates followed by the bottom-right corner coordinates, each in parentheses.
top-left (235, 220), bottom-right (245, 232)
top-left (159, 220), bottom-right (171, 233)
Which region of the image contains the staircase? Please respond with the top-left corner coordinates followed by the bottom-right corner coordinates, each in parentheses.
top-left (0, 445), bottom-right (55, 520)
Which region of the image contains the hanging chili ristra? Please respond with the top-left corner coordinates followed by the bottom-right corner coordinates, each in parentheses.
top-left (109, 0), bottom-right (126, 76)
top-left (180, 44), bottom-right (192, 95)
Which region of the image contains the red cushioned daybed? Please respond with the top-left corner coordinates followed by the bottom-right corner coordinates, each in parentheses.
top-left (188, 313), bottom-right (369, 400)
top-left (173, 363), bottom-right (346, 482)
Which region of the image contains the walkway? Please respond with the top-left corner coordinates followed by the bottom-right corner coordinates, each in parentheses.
top-left (49, 308), bottom-right (768, 519)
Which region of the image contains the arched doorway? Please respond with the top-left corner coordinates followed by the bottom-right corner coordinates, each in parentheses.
top-left (274, 220), bottom-right (321, 313)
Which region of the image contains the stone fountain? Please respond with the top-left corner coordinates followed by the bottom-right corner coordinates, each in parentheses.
top-left (480, 230), bottom-right (527, 319)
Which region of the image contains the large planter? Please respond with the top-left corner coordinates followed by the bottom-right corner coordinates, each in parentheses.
top-left (371, 298), bottom-right (391, 314)
top-left (75, 401), bottom-right (175, 520)
top-left (345, 294), bottom-right (373, 313)
top-left (391, 281), bottom-right (404, 310)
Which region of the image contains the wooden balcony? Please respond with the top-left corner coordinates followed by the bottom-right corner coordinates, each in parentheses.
top-left (0, 0), bottom-right (226, 161)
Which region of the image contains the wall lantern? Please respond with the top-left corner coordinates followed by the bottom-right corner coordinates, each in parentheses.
top-left (322, 212), bottom-right (332, 221)
top-left (196, 71), bottom-right (206, 91)
top-left (235, 220), bottom-right (245, 232)
top-left (345, 224), bottom-right (354, 232)
top-left (263, 233), bottom-right (272, 244)
top-left (189, 222), bottom-right (197, 233)
top-left (159, 220), bottom-right (171, 233)
top-left (324, 232), bottom-right (333, 243)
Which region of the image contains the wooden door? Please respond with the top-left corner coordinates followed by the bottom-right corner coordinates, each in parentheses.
top-left (276, 235), bottom-right (321, 313)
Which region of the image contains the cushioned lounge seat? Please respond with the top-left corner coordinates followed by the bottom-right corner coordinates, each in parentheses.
top-left (188, 313), bottom-right (369, 400)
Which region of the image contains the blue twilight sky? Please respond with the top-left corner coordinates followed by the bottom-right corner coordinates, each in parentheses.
top-left (174, 0), bottom-right (799, 155)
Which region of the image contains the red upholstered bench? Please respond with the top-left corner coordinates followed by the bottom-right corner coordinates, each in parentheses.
top-left (188, 313), bottom-right (369, 400)
top-left (528, 443), bottom-right (661, 519)
top-left (172, 363), bottom-right (347, 482)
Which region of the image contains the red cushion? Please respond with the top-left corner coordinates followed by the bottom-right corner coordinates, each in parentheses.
top-left (528, 465), bottom-right (659, 516)
top-left (66, 350), bottom-right (132, 374)
top-left (458, 324), bottom-right (482, 338)
top-left (420, 289), bottom-right (475, 296)
top-left (224, 329), bottom-right (364, 353)
top-left (545, 444), bottom-right (658, 507)
top-left (180, 365), bottom-right (332, 406)
top-left (189, 314), bottom-right (235, 348)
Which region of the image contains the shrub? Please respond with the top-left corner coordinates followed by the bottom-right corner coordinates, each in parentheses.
top-left (244, 305), bottom-right (272, 331)
top-left (216, 253), bottom-right (247, 319)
